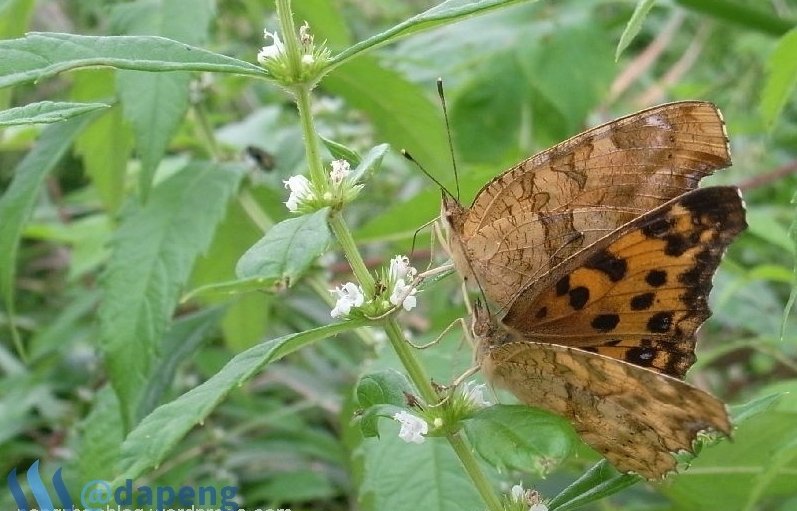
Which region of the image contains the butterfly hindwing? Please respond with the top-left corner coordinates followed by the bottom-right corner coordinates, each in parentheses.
top-left (475, 311), bottom-right (731, 479)
top-left (501, 186), bottom-right (746, 378)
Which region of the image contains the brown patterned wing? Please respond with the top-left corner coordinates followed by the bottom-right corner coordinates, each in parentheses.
top-left (445, 102), bottom-right (731, 309)
top-left (474, 322), bottom-right (731, 480)
top-left (500, 186), bottom-right (746, 378)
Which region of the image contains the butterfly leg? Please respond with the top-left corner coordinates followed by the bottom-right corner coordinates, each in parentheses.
top-left (404, 316), bottom-right (467, 349)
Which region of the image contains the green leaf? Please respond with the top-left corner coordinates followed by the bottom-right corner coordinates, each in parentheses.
top-left (0, 32), bottom-right (265, 90)
top-left (463, 404), bottom-right (576, 475)
top-left (115, 318), bottom-right (368, 480)
top-left (0, 101), bottom-right (109, 126)
top-left (731, 392), bottom-right (784, 425)
top-left (350, 143), bottom-right (390, 184)
top-left (662, 381), bottom-right (797, 509)
top-left (548, 460), bottom-right (640, 511)
top-left (181, 276), bottom-right (279, 302)
top-left (674, 0), bottom-right (795, 37)
top-left (99, 162), bottom-right (244, 430)
top-left (112, 0), bottom-right (215, 200)
top-left (137, 306), bottom-right (226, 419)
top-left (328, 0), bottom-right (537, 72)
top-left (68, 386), bottom-right (124, 483)
top-left (615, 0), bottom-right (657, 60)
top-left (323, 56), bottom-right (450, 184)
top-left (320, 136), bottom-right (362, 167)
top-left (761, 27), bottom-right (797, 129)
top-left (0, 114), bottom-right (96, 358)
top-left (235, 208), bottom-right (331, 284)
top-left (358, 404), bottom-right (407, 438)
top-left (72, 70), bottom-right (130, 213)
top-left (357, 428), bottom-right (482, 511)
top-left (356, 369), bottom-right (414, 408)
top-left (785, 191), bottom-right (797, 341)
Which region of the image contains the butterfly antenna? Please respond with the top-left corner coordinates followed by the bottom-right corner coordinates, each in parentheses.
top-left (437, 78), bottom-right (460, 201)
top-left (401, 149), bottom-right (454, 198)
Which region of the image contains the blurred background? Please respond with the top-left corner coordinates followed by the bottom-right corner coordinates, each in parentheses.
top-left (1, 1), bottom-right (796, 510)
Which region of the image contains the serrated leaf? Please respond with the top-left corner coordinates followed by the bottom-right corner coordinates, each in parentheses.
top-left (463, 404), bottom-right (575, 475)
top-left (0, 101), bottom-right (109, 126)
top-left (115, 318), bottom-right (368, 481)
top-left (615, 0), bottom-right (657, 60)
top-left (137, 306), bottom-right (226, 419)
top-left (99, 161), bottom-right (244, 430)
top-left (235, 208), bottom-right (331, 284)
top-left (328, 0), bottom-right (537, 72)
top-left (68, 386), bottom-right (123, 483)
top-left (0, 32), bottom-right (265, 90)
top-left (112, 0), bottom-right (214, 200)
top-left (761, 27), bottom-right (797, 128)
top-left (320, 136), bottom-right (361, 166)
top-left (350, 143), bottom-right (390, 184)
top-left (548, 460), bottom-right (639, 511)
top-left (72, 70), bottom-right (130, 212)
top-left (0, 114), bottom-right (97, 358)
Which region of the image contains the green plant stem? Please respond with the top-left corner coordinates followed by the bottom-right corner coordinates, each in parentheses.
top-left (294, 84), bottom-right (327, 186)
top-left (328, 212), bottom-right (375, 295)
top-left (448, 433), bottom-right (503, 511)
top-left (383, 318), bottom-right (436, 402)
top-left (276, 4), bottom-right (501, 508)
top-left (192, 102), bottom-right (222, 161)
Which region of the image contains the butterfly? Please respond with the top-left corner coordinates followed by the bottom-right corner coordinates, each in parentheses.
top-left (442, 102), bottom-right (746, 479)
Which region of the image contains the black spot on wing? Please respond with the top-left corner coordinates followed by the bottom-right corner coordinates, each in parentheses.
top-left (569, 286), bottom-right (590, 310)
top-left (591, 314), bottom-right (620, 332)
top-left (646, 269), bottom-right (667, 287)
top-left (556, 275), bottom-right (570, 296)
top-left (630, 292), bottom-right (655, 311)
top-left (647, 311), bottom-right (673, 333)
top-left (584, 250), bottom-right (627, 282)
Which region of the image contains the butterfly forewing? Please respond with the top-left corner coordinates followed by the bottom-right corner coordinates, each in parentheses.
top-left (446, 102), bottom-right (731, 310)
top-left (500, 186), bottom-right (746, 377)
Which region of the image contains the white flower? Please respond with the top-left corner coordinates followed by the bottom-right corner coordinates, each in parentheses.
top-left (301, 54), bottom-right (315, 65)
top-left (257, 30), bottom-right (284, 63)
top-left (330, 282), bottom-right (365, 318)
top-left (389, 279), bottom-right (417, 311)
top-left (511, 483), bottom-right (526, 503)
top-left (530, 505), bottom-right (548, 511)
top-left (299, 21), bottom-right (313, 45)
top-left (283, 175), bottom-right (312, 212)
top-left (462, 381), bottom-right (490, 408)
top-left (330, 159), bottom-right (351, 185)
top-left (393, 411), bottom-right (428, 444)
top-left (388, 255), bottom-right (414, 281)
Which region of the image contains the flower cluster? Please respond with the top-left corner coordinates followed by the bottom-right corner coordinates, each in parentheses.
top-left (387, 255), bottom-right (418, 312)
top-left (257, 21), bottom-right (330, 84)
top-left (283, 159), bottom-right (363, 214)
top-left (328, 254), bottom-right (420, 320)
top-left (509, 483), bottom-right (548, 511)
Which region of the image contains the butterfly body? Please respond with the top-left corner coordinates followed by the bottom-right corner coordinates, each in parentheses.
top-left (442, 102), bottom-right (746, 479)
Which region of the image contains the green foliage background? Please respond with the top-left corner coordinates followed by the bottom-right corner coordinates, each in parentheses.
top-left (1, 0), bottom-right (796, 510)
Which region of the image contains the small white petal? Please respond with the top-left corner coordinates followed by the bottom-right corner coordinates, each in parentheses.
top-left (393, 411), bottom-right (428, 444)
top-left (330, 282), bottom-right (365, 318)
top-left (329, 159), bottom-right (351, 185)
top-left (389, 280), bottom-right (417, 311)
top-left (510, 484), bottom-right (525, 502)
top-left (257, 31), bottom-right (285, 63)
top-left (283, 175), bottom-right (312, 212)
top-left (388, 255), bottom-right (412, 281)
top-left (301, 54), bottom-right (315, 65)
top-left (463, 381), bottom-right (490, 408)
top-left (529, 505), bottom-right (548, 511)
